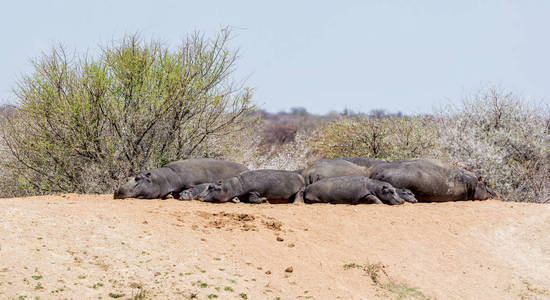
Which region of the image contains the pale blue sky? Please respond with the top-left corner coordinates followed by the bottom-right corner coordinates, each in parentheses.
top-left (1, 1), bottom-right (549, 114)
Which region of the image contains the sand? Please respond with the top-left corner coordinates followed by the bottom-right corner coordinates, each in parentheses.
top-left (1, 194), bottom-right (549, 299)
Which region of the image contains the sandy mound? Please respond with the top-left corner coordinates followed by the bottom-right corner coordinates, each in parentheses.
top-left (1, 195), bottom-right (549, 299)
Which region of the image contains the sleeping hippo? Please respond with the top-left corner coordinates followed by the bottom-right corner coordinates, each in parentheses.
top-left (301, 159), bottom-right (368, 185)
top-left (366, 159), bottom-right (495, 202)
top-left (317, 157), bottom-right (387, 168)
top-left (302, 176), bottom-right (404, 205)
top-left (178, 183), bottom-right (211, 201)
top-left (396, 188), bottom-right (418, 203)
top-left (200, 169), bottom-right (305, 204)
top-left (113, 159), bottom-right (248, 199)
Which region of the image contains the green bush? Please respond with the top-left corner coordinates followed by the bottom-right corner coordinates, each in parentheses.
top-left (311, 115), bottom-right (438, 161)
top-left (0, 29), bottom-right (254, 196)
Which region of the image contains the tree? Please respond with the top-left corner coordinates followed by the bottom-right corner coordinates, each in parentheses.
top-left (0, 29), bottom-right (255, 196)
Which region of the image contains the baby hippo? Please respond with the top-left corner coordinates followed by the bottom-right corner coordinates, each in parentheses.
top-left (201, 170), bottom-right (305, 204)
top-left (396, 188), bottom-right (418, 203)
top-left (178, 183), bottom-right (211, 201)
top-left (303, 176), bottom-right (404, 205)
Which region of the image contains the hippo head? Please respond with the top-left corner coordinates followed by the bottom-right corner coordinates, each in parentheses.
top-left (179, 184), bottom-right (212, 201)
top-left (375, 184), bottom-right (404, 205)
top-left (396, 188), bottom-right (418, 203)
top-left (178, 189), bottom-right (196, 201)
top-left (114, 172), bottom-right (160, 199)
top-left (201, 181), bottom-right (233, 203)
top-left (473, 176), bottom-right (495, 200)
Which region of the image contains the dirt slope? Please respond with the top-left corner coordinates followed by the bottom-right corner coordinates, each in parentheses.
top-left (1, 195), bottom-right (549, 299)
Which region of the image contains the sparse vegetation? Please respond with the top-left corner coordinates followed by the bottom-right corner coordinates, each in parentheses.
top-left (131, 288), bottom-right (147, 300)
top-left (93, 282), bottom-right (104, 289)
top-left (343, 262), bottom-right (430, 299)
top-left (224, 286), bottom-right (234, 292)
top-left (384, 283), bottom-right (431, 300)
top-left (108, 292), bottom-right (125, 298)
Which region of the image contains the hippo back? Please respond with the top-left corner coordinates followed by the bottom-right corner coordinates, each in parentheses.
top-left (304, 176), bottom-right (371, 204)
top-left (238, 169), bottom-right (305, 199)
top-left (366, 159), bottom-right (476, 202)
top-left (340, 157), bottom-right (387, 168)
top-left (301, 160), bottom-right (368, 185)
top-left (165, 158), bottom-right (248, 187)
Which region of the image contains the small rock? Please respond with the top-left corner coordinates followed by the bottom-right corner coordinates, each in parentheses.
top-left (276, 237), bottom-right (284, 242)
top-left (287, 243), bottom-right (295, 248)
top-left (154, 272), bottom-right (161, 276)
top-left (142, 220), bottom-right (148, 224)
top-left (285, 267), bottom-right (293, 273)
top-left (265, 270), bottom-right (271, 275)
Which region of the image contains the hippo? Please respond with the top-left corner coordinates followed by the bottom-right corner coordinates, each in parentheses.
top-left (114, 159), bottom-right (248, 199)
top-left (200, 169), bottom-right (305, 204)
top-left (178, 183), bottom-right (211, 201)
top-left (366, 159), bottom-right (495, 202)
top-left (301, 159), bottom-right (368, 185)
top-left (317, 157), bottom-right (387, 168)
top-left (302, 176), bottom-right (404, 205)
top-left (396, 188), bottom-right (418, 203)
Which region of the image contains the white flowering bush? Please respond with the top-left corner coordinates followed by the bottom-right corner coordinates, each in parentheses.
top-left (437, 87), bottom-right (550, 202)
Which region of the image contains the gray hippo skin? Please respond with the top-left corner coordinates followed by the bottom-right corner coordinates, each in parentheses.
top-left (178, 183), bottom-right (212, 201)
top-left (317, 157), bottom-right (387, 168)
top-left (201, 169), bottom-right (305, 204)
top-left (396, 188), bottom-right (418, 203)
top-left (366, 159), bottom-right (495, 202)
top-left (301, 159), bottom-right (368, 185)
top-left (303, 176), bottom-right (404, 205)
top-left (114, 159), bottom-right (248, 199)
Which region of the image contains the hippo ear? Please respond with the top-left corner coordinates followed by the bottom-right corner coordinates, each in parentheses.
top-left (145, 172), bottom-right (152, 178)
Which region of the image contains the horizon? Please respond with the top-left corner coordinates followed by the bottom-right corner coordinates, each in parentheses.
top-left (1, 1), bottom-right (549, 114)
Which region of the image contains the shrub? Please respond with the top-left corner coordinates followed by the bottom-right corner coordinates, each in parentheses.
top-left (311, 115), bottom-right (438, 161)
top-left (260, 121), bottom-right (298, 145)
top-left (437, 86), bottom-right (550, 202)
top-left (0, 29), bottom-right (254, 196)
top-left (212, 125), bottom-right (314, 171)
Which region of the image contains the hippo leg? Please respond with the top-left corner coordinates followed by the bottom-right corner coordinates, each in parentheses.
top-left (248, 192), bottom-right (267, 204)
top-left (363, 194), bottom-right (383, 204)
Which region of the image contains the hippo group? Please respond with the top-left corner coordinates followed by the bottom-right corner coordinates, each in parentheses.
top-left (114, 157), bottom-right (495, 205)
